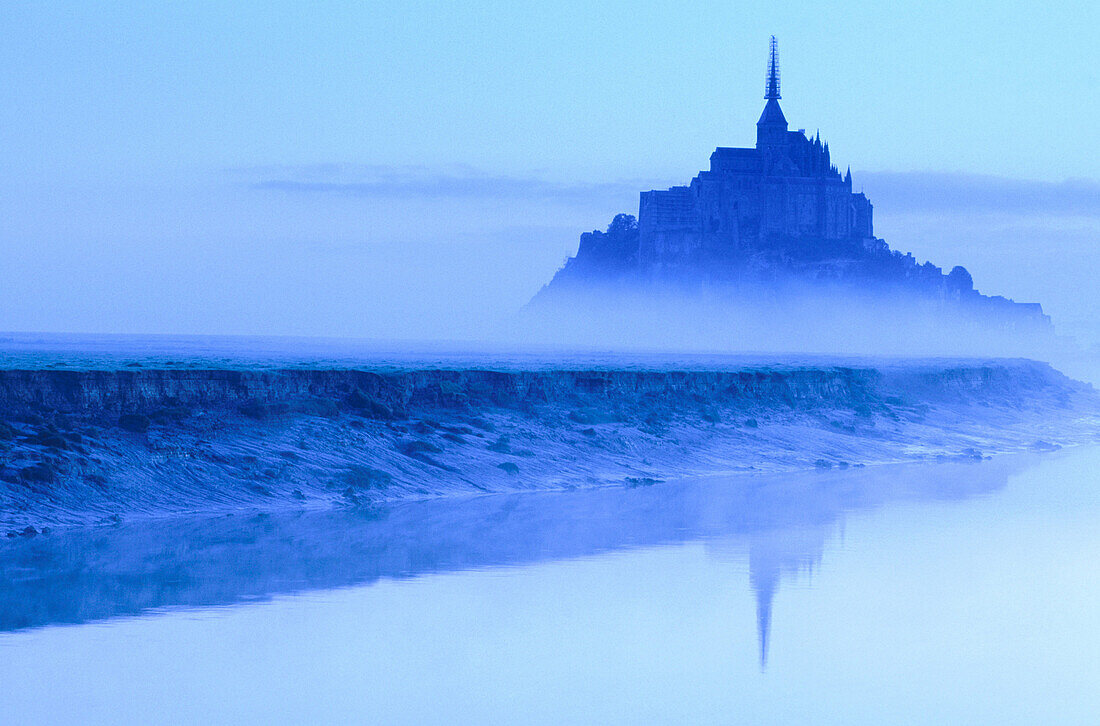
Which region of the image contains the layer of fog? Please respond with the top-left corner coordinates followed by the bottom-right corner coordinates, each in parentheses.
top-left (521, 282), bottom-right (1050, 351)
top-left (1, 166), bottom-right (1097, 378)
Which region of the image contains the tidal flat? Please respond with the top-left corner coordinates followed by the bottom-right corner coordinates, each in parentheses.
top-left (3, 336), bottom-right (1100, 724)
top-left (2, 336), bottom-right (1097, 529)
top-left (3, 447), bottom-right (1100, 724)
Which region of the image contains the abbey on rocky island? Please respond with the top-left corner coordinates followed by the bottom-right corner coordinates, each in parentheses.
top-left (534, 37), bottom-right (1049, 332)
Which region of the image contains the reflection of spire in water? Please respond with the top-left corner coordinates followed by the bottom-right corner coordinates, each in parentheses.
top-left (750, 560), bottom-right (777, 670)
top-left (1, 456), bottom-right (1020, 635)
top-left (746, 526), bottom-right (830, 671)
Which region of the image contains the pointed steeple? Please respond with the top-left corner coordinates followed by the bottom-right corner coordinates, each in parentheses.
top-left (757, 36), bottom-right (788, 149)
top-left (765, 35), bottom-right (780, 100)
top-left (844, 166), bottom-right (852, 185)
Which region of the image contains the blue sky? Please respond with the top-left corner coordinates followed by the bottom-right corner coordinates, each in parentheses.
top-left (1, 1), bottom-right (1098, 341)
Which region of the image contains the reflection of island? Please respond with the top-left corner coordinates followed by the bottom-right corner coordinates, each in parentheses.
top-left (0, 455), bottom-right (1028, 663)
top-left (730, 456), bottom-right (1018, 668)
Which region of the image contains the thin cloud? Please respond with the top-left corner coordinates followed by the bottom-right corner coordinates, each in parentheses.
top-left (251, 165), bottom-right (645, 202)
top-left (251, 164), bottom-right (1100, 220)
top-left (858, 171), bottom-right (1100, 218)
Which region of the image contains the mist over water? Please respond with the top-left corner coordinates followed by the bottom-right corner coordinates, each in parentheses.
top-left (520, 284), bottom-right (1048, 356)
top-left (4, 168), bottom-right (1097, 373)
top-left (513, 284), bottom-right (1100, 385)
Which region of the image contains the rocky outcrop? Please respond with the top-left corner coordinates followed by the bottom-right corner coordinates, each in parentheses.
top-left (532, 214), bottom-right (1052, 335)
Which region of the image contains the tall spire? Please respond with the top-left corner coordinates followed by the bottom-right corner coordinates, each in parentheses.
top-left (765, 35), bottom-right (780, 100)
top-left (756, 35), bottom-right (788, 149)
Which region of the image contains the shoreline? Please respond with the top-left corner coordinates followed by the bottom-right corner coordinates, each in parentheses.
top-left (2, 358), bottom-right (1098, 531)
top-left (4, 442), bottom-right (1096, 541)
top-left (2, 446), bottom-right (1094, 635)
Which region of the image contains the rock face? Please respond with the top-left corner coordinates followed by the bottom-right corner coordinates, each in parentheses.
top-left (0, 360), bottom-right (1096, 528)
top-left (530, 39), bottom-right (1050, 335)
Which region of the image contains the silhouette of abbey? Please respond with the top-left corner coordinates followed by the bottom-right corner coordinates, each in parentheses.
top-left (640, 36), bottom-right (872, 269)
top-left (533, 37), bottom-right (1049, 332)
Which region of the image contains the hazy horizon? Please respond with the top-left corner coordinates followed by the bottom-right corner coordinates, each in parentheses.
top-left (2, 2), bottom-right (1097, 348)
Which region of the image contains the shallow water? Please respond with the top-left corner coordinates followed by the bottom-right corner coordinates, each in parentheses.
top-left (2, 447), bottom-right (1100, 724)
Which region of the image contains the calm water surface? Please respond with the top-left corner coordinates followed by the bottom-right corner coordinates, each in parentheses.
top-left (2, 447), bottom-right (1100, 725)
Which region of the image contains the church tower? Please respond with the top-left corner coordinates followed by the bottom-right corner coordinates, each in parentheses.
top-left (756, 36), bottom-right (788, 150)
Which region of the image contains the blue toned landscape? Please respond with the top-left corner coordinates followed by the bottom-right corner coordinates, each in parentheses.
top-left (2, 334), bottom-right (1097, 530)
top-left (4, 447), bottom-right (1100, 724)
top-left (2, 2), bottom-right (1099, 724)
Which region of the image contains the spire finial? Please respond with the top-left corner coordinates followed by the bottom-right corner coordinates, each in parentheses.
top-left (765, 35), bottom-right (780, 100)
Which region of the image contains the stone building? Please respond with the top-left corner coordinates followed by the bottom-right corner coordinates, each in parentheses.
top-left (532, 37), bottom-right (1051, 335)
top-left (638, 37), bottom-right (873, 275)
